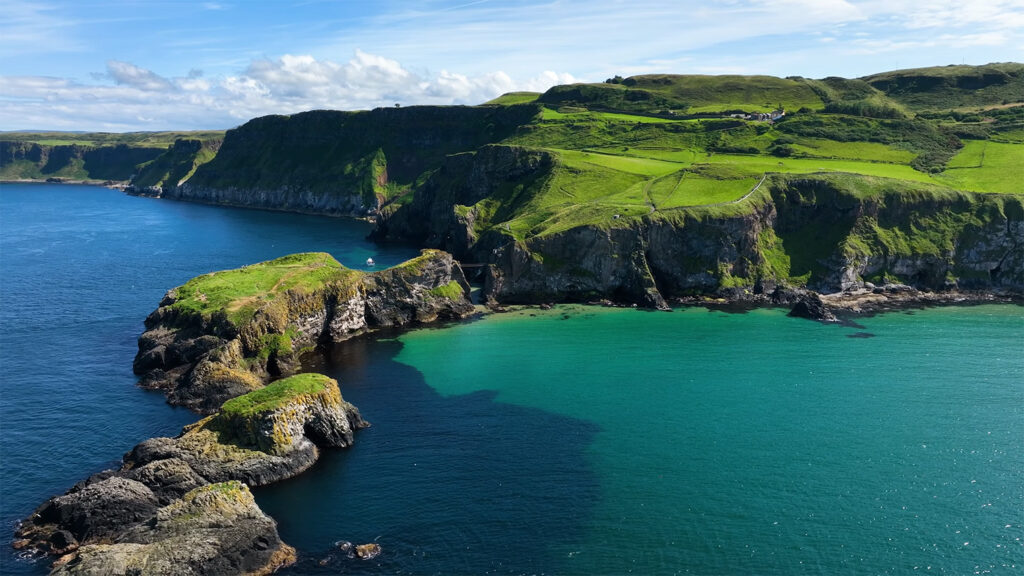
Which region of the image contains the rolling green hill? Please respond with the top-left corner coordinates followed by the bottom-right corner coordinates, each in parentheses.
top-left (863, 62), bottom-right (1024, 111)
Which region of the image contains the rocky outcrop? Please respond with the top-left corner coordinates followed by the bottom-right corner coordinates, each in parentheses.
top-left (16, 374), bottom-right (363, 574)
top-left (15, 250), bottom-right (474, 574)
top-left (135, 250), bottom-right (473, 413)
top-left (50, 482), bottom-right (295, 576)
top-left (125, 374), bottom-right (367, 486)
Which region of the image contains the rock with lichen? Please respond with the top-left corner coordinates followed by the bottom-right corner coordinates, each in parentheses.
top-left (51, 482), bottom-right (295, 576)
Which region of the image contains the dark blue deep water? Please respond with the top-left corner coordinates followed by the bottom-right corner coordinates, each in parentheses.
top-left (2, 183), bottom-right (1022, 575)
top-left (0, 183), bottom-right (417, 574)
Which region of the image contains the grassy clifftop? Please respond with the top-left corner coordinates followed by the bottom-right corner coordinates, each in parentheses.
top-left (539, 74), bottom-right (825, 115)
top-left (219, 373), bottom-right (332, 418)
top-left (169, 252), bottom-right (362, 325)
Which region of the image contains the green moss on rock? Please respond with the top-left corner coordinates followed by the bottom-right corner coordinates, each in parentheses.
top-left (429, 280), bottom-right (466, 300)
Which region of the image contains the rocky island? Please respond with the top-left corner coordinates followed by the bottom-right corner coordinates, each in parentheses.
top-left (15, 252), bottom-right (474, 574)
top-left (133, 249), bottom-right (472, 412)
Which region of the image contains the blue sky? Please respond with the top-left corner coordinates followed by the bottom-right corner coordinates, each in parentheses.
top-left (2, 0), bottom-right (1022, 131)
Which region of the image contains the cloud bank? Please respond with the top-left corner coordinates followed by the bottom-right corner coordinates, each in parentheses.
top-left (0, 0), bottom-right (1020, 131)
top-left (0, 51), bottom-right (575, 131)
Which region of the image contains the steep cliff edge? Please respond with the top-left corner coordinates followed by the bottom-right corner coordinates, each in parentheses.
top-left (134, 250), bottom-right (473, 413)
top-left (16, 374), bottom-right (365, 574)
top-left (377, 152), bottom-right (1023, 310)
top-left (0, 141), bottom-right (166, 182)
top-left (130, 105), bottom-right (540, 215)
top-left (488, 176), bottom-right (1023, 307)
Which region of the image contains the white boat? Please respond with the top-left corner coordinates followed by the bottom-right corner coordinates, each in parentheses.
top-left (366, 258), bottom-right (375, 267)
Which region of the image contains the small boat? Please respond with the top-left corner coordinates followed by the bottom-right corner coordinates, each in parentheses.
top-left (366, 258), bottom-right (375, 267)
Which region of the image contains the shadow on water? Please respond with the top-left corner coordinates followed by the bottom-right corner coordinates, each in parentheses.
top-left (253, 334), bottom-right (601, 575)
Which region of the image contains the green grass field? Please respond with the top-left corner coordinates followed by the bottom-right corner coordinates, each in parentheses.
top-left (938, 141), bottom-right (1024, 194)
top-left (171, 252), bottom-right (362, 324)
top-left (556, 149), bottom-right (683, 177)
top-left (485, 92), bottom-right (541, 105)
top-left (649, 167), bottom-right (760, 208)
top-left (789, 138), bottom-right (916, 163)
top-left (702, 153), bottom-right (944, 184)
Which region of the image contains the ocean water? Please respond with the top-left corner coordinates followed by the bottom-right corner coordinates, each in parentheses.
top-left (2, 183), bottom-right (1022, 575)
top-left (259, 305), bottom-right (1024, 575)
top-left (0, 183), bottom-right (417, 574)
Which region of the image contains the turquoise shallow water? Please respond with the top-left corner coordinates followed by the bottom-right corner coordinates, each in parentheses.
top-left (378, 305), bottom-right (1024, 574)
top-left (2, 183), bottom-right (1022, 575)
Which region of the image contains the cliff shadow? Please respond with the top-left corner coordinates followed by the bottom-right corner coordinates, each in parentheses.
top-left (253, 334), bottom-right (602, 575)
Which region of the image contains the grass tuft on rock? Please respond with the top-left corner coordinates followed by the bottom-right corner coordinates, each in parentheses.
top-left (219, 373), bottom-right (332, 418)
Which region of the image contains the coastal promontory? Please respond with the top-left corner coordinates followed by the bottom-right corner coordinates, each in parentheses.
top-left (15, 251), bottom-right (475, 574)
top-left (134, 249), bottom-right (474, 412)
top-left (16, 373), bottom-right (364, 574)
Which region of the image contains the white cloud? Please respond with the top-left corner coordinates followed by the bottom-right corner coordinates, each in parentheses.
top-left (107, 61), bottom-right (175, 91)
top-left (0, 51), bottom-right (576, 130)
top-left (2, 0), bottom-right (1021, 130)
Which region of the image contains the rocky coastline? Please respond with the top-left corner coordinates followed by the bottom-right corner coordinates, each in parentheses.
top-left (14, 251), bottom-right (475, 575)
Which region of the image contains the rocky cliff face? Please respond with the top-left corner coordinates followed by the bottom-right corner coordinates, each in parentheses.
top-left (16, 374), bottom-right (363, 574)
top-left (770, 177), bottom-right (1024, 293)
top-left (372, 144), bottom-right (556, 256)
top-left (134, 250), bottom-right (473, 413)
top-left (376, 162), bottom-right (1023, 307)
top-left (132, 105), bottom-right (540, 216)
top-left (0, 141), bottom-right (165, 182)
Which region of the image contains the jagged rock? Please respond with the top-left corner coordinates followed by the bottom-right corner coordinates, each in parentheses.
top-left (122, 458), bottom-right (208, 505)
top-left (787, 292), bottom-right (838, 322)
top-left (18, 477), bottom-right (159, 549)
top-left (126, 374), bottom-right (367, 487)
top-left (355, 543), bottom-right (382, 560)
top-left (51, 482), bottom-right (295, 576)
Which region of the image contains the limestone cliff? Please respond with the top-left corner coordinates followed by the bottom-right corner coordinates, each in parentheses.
top-left (134, 250), bottom-right (473, 413)
top-left (16, 374), bottom-right (363, 574)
